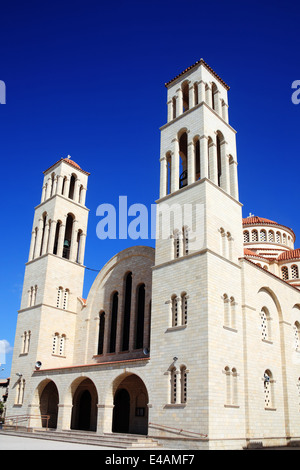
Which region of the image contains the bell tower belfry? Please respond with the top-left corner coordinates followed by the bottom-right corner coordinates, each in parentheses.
top-left (149, 60), bottom-right (245, 440)
top-left (7, 156), bottom-right (89, 411)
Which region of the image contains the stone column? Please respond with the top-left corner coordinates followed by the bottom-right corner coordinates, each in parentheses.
top-left (198, 80), bottom-right (206, 103)
top-left (187, 140), bottom-right (195, 185)
top-left (28, 229), bottom-right (37, 261)
top-left (177, 88), bottom-right (183, 116)
top-left (159, 156), bottom-right (167, 198)
top-left (205, 84), bottom-right (212, 107)
top-left (230, 159), bottom-right (239, 200)
top-left (167, 99), bottom-right (172, 122)
top-left (56, 175), bottom-right (63, 195)
top-left (80, 187), bottom-right (87, 205)
top-left (41, 220), bottom-right (50, 255)
top-left (41, 185), bottom-right (46, 203)
top-left (220, 141), bottom-right (230, 193)
top-left (96, 404), bottom-right (114, 434)
top-left (208, 141), bottom-right (218, 185)
top-left (74, 178), bottom-right (81, 203)
top-left (63, 177), bottom-right (70, 198)
top-left (69, 220), bottom-right (78, 262)
top-left (45, 177), bottom-right (52, 200)
top-left (57, 222), bottom-right (66, 258)
top-left (56, 404), bottom-right (73, 431)
top-left (34, 218), bottom-right (44, 259)
top-left (200, 135), bottom-right (209, 180)
top-left (171, 139), bottom-right (179, 193)
top-left (78, 232), bottom-right (86, 264)
top-left (47, 220), bottom-right (57, 254)
top-left (188, 83), bottom-right (194, 109)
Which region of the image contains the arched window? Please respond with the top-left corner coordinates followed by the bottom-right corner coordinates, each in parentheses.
top-left (97, 311), bottom-right (105, 355)
top-left (183, 226), bottom-right (189, 255)
top-left (62, 288), bottom-right (69, 310)
top-left (293, 321), bottom-right (300, 351)
top-left (276, 231), bottom-right (281, 243)
top-left (135, 284), bottom-right (145, 349)
top-left (109, 292), bottom-right (119, 353)
top-left (173, 229), bottom-right (180, 258)
top-left (181, 292), bottom-right (188, 325)
top-left (53, 220), bottom-right (61, 255)
top-left (63, 213), bottom-right (74, 259)
top-left (291, 265), bottom-right (299, 279)
top-left (211, 82), bottom-right (218, 111)
top-left (243, 231), bottom-right (250, 243)
top-left (59, 334), bottom-right (66, 356)
top-left (268, 230), bottom-right (274, 242)
top-left (260, 307), bottom-right (271, 341)
top-left (122, 272), bottom-right (132, 351)
top-left (194, 137), bottom-right (200, 181)
top-left (16, 378), bottom-right (25, 405)
top-left (264, 370), bottom-right (274, 409)
top-left (179, 131), bottom-right (188, 188)
top-left (283, 233), bottom-right (287, 245)
top-left (52, 332), bottom-right (59, 354)
top-left (193, 82), bottom-right (199, 106)
top-left (281, 266), bottom-right (289, 280)
top-left (180, 366), bottom-right (187, 403)
top-left (68, 174), bottom-right (76, 200)
top-left (170, 367), bottom-right (177, 404)
top-left (260, 230), bottom-right (267, 242)
top-left (172, 96), bottom-right (176, 120)
top-left (171, 295), bottom-right (179, 327)
top-left (216, 133), bottom-right (222, 187)
top-left (166, 152), bottom-right (172, 195)
top-left (182, 81), bottom-right (189, 112)
top-left (76, 229), bottom-right (83, 263)
top-left (224, 366), bottom-right (238, 406)
top-left (252, 230), bottom-right (258, 242)
top-left (56, 287), bottom-right (63, 308)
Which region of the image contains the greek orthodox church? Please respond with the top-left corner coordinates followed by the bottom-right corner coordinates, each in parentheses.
top-left (5, 59), bottom-right (300, 450)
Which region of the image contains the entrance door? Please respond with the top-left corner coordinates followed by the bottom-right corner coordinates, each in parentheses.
top-left (112, 388), bottom-right (130, 433)
top-left (78, 390), bottom-right (91, 430)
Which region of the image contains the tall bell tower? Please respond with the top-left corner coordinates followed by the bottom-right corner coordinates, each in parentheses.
top-left (7, 156), bottom-right (89, 413)
top-left (149, 60), bottom-right (245, 441)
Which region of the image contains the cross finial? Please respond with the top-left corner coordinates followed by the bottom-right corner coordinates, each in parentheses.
top-left (67, 155), bottom-right (71, 159)
top-left (248, 212), bottom-right (254, 217)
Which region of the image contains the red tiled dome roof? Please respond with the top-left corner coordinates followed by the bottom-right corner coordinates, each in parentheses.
top-left (243, 216), bottom-right (296, 240)
top-left (243, 216), bottom-right (278, 226)
top-left (277, 249), bottom-right (300, 261)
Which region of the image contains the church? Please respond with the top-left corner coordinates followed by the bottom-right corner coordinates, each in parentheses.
top-left (5, 59), bottom-right (300, 450)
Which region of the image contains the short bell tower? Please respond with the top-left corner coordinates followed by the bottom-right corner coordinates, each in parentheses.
top-left (7, 156), bottom-right (90, 414)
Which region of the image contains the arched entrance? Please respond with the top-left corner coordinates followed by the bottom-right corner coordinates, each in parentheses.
top-left (112, 389), bottom-right (130, 433)
top-left (39, 380), bottom-right (59, 429)
top-left (112, 374), bottom-right (149, 435)
top-left (71, 378), bottom-right (98, 431)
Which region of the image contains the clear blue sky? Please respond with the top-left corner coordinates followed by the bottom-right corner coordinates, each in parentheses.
top-left (0, 0), bottom-right (299, 377)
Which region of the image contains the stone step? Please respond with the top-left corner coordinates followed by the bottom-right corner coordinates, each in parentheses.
top-left (0, 429), bottom-right (161, 449)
